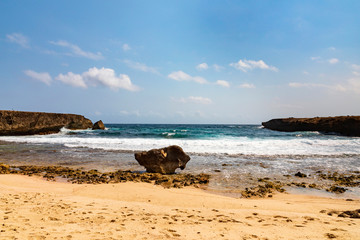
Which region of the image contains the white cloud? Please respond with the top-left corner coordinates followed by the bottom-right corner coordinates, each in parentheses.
top-left (168, 71), bottom-right (207, 84)
top-left (351, 64), bottom-right (360, 71)
top-left (122, 43), bottom-right (131, 51)
top-left (196, 63), bottom-right (224, 71)
top-left (24, 70), bottom-right (52, 85)
top-left (230, 59), bottom-right (278, 72)
top-left (213, 64), bottom-right (224, 72)
top-left (188, 96), bottom-right (212, 104)
top-left (50, 40), bottom-right (103, 60)
top-left (239, 83), bottom-right (255, 88)
top-left (303, 71), bottom-right (310, 75)
top-left (196, 63), bottom-right (209, 71)
top-left (172, 96), bottom-right (212, 104)
top-left (310, 56), bottom-right (321, 61)
top-left (347, 77), bottom-right (360, 94)
top-left (215, 80), bottom-right (230, 87)
top-left (311, 56), bottom-right (339, 64)
top-left (328, 58), bottom-right (339, 64)
top-left (353, 71), bottom-right (360, 76)
top-left (55, 67), bottom-right (139, 91)
top-left (6, 33), bottom-right (29, 48)
top-left (288, 82), bottom-right (346, 92)
top-left (328, 46), bottom-right (336, 51)
top-left (83, 67), bottom-right (139, 91)
top-left (56, 72), bottom-right (87, 88)
top-left (123, 60), bottom-right (159, 74)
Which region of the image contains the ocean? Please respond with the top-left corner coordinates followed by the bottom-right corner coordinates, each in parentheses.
top-left (1, 124), bottom-right (360, 197)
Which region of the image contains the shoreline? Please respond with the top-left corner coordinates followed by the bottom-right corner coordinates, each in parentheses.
top-left (1, 162), bottom-right (359, 200)
top-left (1, 174), bottom-right (359, 239)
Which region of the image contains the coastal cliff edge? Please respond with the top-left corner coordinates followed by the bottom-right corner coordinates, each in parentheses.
top-left (262, 116), bottom-right (360, 137)
top-left (0, 110), bottom-right (93, 136)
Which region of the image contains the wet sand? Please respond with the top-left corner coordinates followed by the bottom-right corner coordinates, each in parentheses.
top-left (1, 174), bottom-right (359, 240)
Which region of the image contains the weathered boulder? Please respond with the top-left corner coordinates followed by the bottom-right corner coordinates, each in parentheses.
top-left (0, 110), bottom-right (93, 136)
top-left (134, 145), bottom-right (191, 174)
top-left (262, 116), bottom-right (360, 137)
top-left (92, 120), bottom-right (105, 130)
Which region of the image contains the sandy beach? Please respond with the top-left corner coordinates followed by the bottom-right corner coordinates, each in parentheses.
top-left (0, 174), bottom-right (359, 240)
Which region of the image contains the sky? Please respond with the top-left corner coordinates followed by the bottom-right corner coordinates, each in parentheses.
top-left (1, 0), bottom-right (359, 124)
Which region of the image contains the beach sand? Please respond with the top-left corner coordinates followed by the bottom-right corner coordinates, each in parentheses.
top-left (0, 174), bottom-right (359, 240)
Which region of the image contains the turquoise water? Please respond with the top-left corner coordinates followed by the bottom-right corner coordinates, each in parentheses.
top-left (0, 124), bottom-right (359, 197)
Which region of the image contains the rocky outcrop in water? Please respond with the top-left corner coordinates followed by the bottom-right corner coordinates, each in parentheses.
top-left (0, 110), bottom-right (93, 136)
top-left (92, 120), bottom-right (105, 130)
top-left (134, 145), bottom-right (191, 174)
top-left (262, 116), bottom-right (360, 137)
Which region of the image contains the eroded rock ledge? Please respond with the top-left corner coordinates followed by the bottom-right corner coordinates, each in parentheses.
top-left (262, 116), bottom-right (360, 137)
top-left (0, 164), bottom-right (210, 188)
top-left (0, 110), bottom-right (93, 136)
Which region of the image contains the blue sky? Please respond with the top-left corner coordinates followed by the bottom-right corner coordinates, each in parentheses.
top-left (1, 0), bottom-right (359, 124)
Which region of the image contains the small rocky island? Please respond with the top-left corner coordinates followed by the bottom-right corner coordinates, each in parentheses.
top-left (262, 116), bottom-right (360, 137)
top-left (0, 110), bottom-right (97, 136)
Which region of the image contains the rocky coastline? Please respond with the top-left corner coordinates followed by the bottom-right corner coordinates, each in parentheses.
top-left (0, 163), bottom-right (210, 189)
top-left (1, 163), bottom-right (359, 200)
top-left (0, 110), bottom-right (95, 136)
top-left (262, 116), bottom-right (360, 137)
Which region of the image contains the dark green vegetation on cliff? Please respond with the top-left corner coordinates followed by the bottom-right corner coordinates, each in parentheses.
top-left (0, 110), bottom-right (93, 136)
top-left (262, 116), bottom-right (360, 137)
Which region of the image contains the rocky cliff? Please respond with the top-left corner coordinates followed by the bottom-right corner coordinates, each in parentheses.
top-left (262, 116), bottom-right (360, 137)
top-left (0, 110), bottom-right (93, 136)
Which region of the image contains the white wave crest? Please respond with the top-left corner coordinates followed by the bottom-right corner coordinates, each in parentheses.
top-left (1, 134), bottom-right (360, 156)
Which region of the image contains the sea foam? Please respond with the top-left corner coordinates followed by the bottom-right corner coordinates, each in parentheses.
top-left (1, 133), bottom-right (359, 156)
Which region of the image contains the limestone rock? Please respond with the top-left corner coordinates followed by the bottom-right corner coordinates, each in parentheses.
top-left (0, 110), bottom-right (93, 136)
top-left (92, 120), bottom-right (105, 130)
top-left (262, 116), bottom-right (360, 137)
top-left (134, 145), bottom-right (191, 174)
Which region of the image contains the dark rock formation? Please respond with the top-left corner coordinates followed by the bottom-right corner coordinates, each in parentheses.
top-left (134, 145), bottom-right (191, 174)
top-left (0, 163), bottom-right (10, 174)
top-left (326, 209), bottom-right (360, 218)
top-left (0, 110), bottom-right (93, 136)
top-left (92, 120), bottom-right (105, 130)
top-left (0, 164), bottom-right (209, 188)
top-left (262, 116), bottom-right (360, 137)
top-left (294, 172), bottom-right (307, 178)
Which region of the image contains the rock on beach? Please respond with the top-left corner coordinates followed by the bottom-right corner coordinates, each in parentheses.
top-left (134, 145), bottom-right (191, 174)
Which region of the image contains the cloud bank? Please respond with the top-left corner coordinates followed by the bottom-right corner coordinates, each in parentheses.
top-left (168, 71), bottom-right (207, 84)
top-left (289, 82), bottom-right (347, 92)
top-left (56, 72), bottom-right (87, 88)
top-left (230, 59), bottom-right (278, 72)
top-left (25, 67), bottom-right (139, 91)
